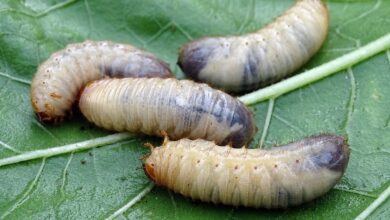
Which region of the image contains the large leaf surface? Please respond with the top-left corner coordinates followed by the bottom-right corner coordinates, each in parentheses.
top-left (0, 0), bottom-right (389, 219)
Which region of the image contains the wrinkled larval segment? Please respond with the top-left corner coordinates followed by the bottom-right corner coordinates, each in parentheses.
top-left (31, 40), bottom-right (172, 123)
top-left (144, 135), bottom-right (349, 208)
top-left (178, 0), bottom-right (328, 93)
top-left (79, 78), bottom-right (256, 148)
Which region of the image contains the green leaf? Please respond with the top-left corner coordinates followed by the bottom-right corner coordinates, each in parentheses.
top-left (0, 0), bottom-right (389, 219)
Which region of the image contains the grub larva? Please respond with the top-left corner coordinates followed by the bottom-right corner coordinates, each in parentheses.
top-left (31, 40), bottom-right (173, 123)
top-left (79, 78), bottom-right (256, 147)
top-left (178, 0), bottom-right (329, 93)
top-left (144, 134), bottom-right (349, 208)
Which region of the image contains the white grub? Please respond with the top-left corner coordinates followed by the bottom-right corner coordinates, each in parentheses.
top-left (144, 134), bottom-right (349, 208)
top-left (178, 0), bottom-right (329, 93)
top-left (79, 78), bottom-right (256, 147)
top-left (31, 40), bottom-right (172, 123)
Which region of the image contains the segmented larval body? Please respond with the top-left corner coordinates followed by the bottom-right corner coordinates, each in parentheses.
top-left (144, 135), bottom-right (349, 208)
top-left (79, 78), bottom-right (256, 147)
top-left (178, 0), bottom-right (328, 93)
top-left (31, 40), bottom-right (172, 123)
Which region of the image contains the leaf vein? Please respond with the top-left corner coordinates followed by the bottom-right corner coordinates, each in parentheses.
top-left (0, 133), bottom-right (133, 167)
top-left (340, 67), bottom-right (357, 135)
top-left (60, 152), bottom-right (74, 197)
top-left (257, 98), bottom-right (275, 149)
top-left (333, 186), bottom-right (377, 198)
top-left (321, 47), bottom-right (355, 53)
top-left (0, 71), bottom-right (31, 85)
top-left (124, 27), bottom-right (146, 46)
top-left (272, 113), bottom-right (305, 135)
top-left (173, 21), bottom-right (194, 41)
top-left (355, 183), bottom-right (390, 220)
top-left (83, 0), bottom-right (94, 37)
top-left (91, 147), bottom-right (100, 183)
top-left (335, 0), bottom-right (382, 47)
top-left (34, 0), bottom-right (79, 18)
top-left (309, 84), bottom-right (321, 101)
top-left (0, 140), bottom-right (23, 154)
top-left (1, 158), bottom-right (46, 219)
top-left (0, 8), bottom-right (35, 18)
top-left (31, 119), bottom-right (61, 143)
top-left (146, 21), bottom-right (174, 44)
top-left (237, 0), bottom-right (255, 34)
top-left (105, 182), bottom-right (154, 220)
